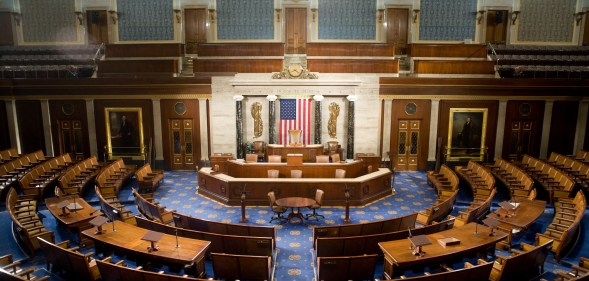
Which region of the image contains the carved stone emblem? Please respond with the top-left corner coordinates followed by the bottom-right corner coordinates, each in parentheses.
top-left (272, 63), bottom-right (318, 79)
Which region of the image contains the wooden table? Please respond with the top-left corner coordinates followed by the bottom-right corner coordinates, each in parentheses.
top-left (267, 144), bottom-right (324, 162)
top-left (82, 221), bottom-right (210, 277)
top-left (487, 199), bottom-right (546, 233)
top-left (378, 223), bottom-right (508, 279)
top-left (276, 197), bottom-right (316, 224)
top-left (45, 195), bottom-right (101, 229)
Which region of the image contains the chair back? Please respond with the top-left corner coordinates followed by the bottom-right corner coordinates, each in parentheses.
top-left (327, 141), bottom-right (339, 154)
top-left (316, 155), bottom-right (329, 163)
top-left (291, 170), bottom-right (302, 178)
top-left (245, 154), bottom-right (258, 163)
top-left (335, 169), bottom-right (346, 178)
top-left (267, 191), bottom-right (277, 207)
top-left (253, 141), bottom-right (265, 153)
top-left (289, 130), bottom-right (302, 145)
top-left (268, 170), bottom-right (279, 178)
top-left (331, 153), bottom-right (341, 163)
top-left (315, 189), bottom-right (324, 205)
top-left (268, 155), bottom-right (281, 163)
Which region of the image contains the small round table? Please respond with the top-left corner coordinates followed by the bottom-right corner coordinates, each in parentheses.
top-left (275, 197), bottom-right (316, 224)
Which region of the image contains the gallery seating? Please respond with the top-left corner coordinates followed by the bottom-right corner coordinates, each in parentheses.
top-left (96, 257), bottom-right (213, 281)
top-left (536, 191), bottom-right (586, 260)
top-left (427, 164), bottom-right (459, 194)
top-left (16, 153), bottom-right (73, 200)
top-left (6, 187), bottom-right (54, 255)
top-left (135, 163), bottom-right (164, 192)
top-left (0, 147), bottom-right (20, 163)
top-left (313, 212), bottom-right (418, 242)
top-left (391, 259), bottom-right (493, 280)
top-left (516, 154), bottom-right (575, 203)
top-left (455, 160), bottom-right (495, 194)
top-left (132, 189), bottom-right (174, 224)
top-left (37, 237), bottom-right (100, 281)
top-left (545, 152), bottom-right (589, 191)
top-left (210, 253), bottom-right (272, 281)
top-left (489, 240), bottom-right (553, 281)
top-left (135, 216), bottom-right (275, 258)
top-left (316, 254), bottom-right (378, 281)
top-left (486, 158), bottom-right (535, 200)
top-left (56, 156), bottom-right (102, 195)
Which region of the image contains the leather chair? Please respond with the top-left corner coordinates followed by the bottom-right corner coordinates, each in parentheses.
top-left (335, 169), bottom-right (346, 178)
top-left (289, 130), bottom-right (302, 146)
top-left (252, 141), bottom-right (266, 161)
top-left (316, 155), bottom-right (329, 163)
top-left (306, 189), bottom-right (324, 220)
top-left (267, 191), bottom-right (286, 223)
top-left (245, 153), bottom-right (258, 163)
top-left (327, 141), bottom-right (339, 154)
top-left (330, 153), bottom-right (341, 163)
top-left (291, 170), bottom-right (302, 178)
top-left (268, 170), bottom-right (279, 178)
top-left (268, 155), bottom-right (282, 163)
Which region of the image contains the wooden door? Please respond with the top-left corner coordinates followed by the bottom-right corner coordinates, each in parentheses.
top-left (396, 120), bottom-right (420, 171)
top-left (0, 12), bottom-right (14, 45)
top-left (583, 12), bottom-right (589, 46)
top-left (170, 119), bottom-right (195, 170)
top-left (506, 121), bottom-right (535, 161)
top-left (285, 8), bottom-right (307, 54)
top-left (184, 8), bottom-right (207, 54)
top-left (58, 120), bottom-right (85, 161)
top-left (485, 10), bottom-right (508, 44)
top-left (87, 10), bottom-right (108, 44)
top-left (386, 8), bottom-right (409, 55)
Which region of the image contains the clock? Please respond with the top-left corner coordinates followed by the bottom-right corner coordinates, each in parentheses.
top-left (287, 63), bottom-right (304, 78)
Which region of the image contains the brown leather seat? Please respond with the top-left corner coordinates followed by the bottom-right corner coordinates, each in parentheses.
top-left (267, 170), bottom-right (279, 178)
top-left (306, 189), bottom-right (324, 220)
top-left (330, 153), bottom-right (341, 163)
top-left (245, 153), bottom-right (258, 163)
top-left (252, 141), bottom-right (266, 161)
top-left (268, 191), bottom-right (286, 223)
top-left (316, 155), bottom-right (330, 163)
top-left (335, 169), bottom-right (346, 178)
top-left (268, 155), bottom-right (281, 163)
top-left (291, 170), bottom-right (302, 178)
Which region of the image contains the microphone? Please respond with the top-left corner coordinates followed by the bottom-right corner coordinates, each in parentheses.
top-left (89, 209), bottom-right (98, 216)
top-left (408, 227), bottom-right (413, 250)
top-left (175, 228), bottom-right (180, 248)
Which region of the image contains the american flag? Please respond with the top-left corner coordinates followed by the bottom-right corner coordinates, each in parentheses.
top-left (279, 98), bottom-right (312, 145)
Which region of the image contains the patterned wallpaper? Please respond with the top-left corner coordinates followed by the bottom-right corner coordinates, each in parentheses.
top-left (419, 0), bottom-right (477, 41)
top-left (318, 0), bottom-right (376, 40)
top-left (217, 0), bottom-right (274, 40)
top-left (118, 0), bottom-right (174, 41)
top-left (20, 0), bottom-right (77, 42)
top-left (518, 0), bottom-right (575, 42)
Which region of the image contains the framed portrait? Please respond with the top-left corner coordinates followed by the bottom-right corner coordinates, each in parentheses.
top-left (105, 107), bottom-right (144, 159)
top-left (447, 108), bottom-right (488, 161)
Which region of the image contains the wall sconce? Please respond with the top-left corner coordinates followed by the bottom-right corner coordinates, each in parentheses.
top-left (275, 9), bottom-right (281, 22)
top-left (74, 11), bottom-right (84, 25)
top-left (412, 9), bottom-right (420, 23)
top-left (511, 11), bottom-right (520, 24)
top-left (311, 8), bottom-right (317, 23)
top-left (174, 9), bottom-right (181, 24)
top-left (108, 10), bottom-right (118, 24)
top-left (11, 12), bottom-right (21, 25)
top-left (208, 9), bottom-right (216, 24)
top-left (377, 9), bottom-right (385, 23)
top-left (476, 10), bottom-right (485, 24)
top-left (575, 12), bottom-right (586, 26)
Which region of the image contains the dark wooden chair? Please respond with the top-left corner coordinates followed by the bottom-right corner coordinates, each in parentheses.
top-left (268, 191), bottom-right (286, 223)
top-left (317, 254), bottom-right (378, 281)
top-left (211, 253), bottom-right (272, 281)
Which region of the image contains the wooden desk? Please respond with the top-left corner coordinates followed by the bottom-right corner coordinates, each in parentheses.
top-left (487, 199), bottom-right (546, 232)
top-left (276, 197), bottom-right (316, 223)
top-left (82, 221), bottom-right (210, 277)
top-left (267, 144), bottom-right (324, 162)
top-left (45, 196), bottom-right (101, 229)
top-left (378, 223), bottom-right (507, 279)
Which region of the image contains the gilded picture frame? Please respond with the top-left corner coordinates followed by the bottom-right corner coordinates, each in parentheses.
top-left (447, 108), bottom-right (488, 161)
top-left (105, 107), bottom-right (144, 159)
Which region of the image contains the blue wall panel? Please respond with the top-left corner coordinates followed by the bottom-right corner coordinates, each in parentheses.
top-left (217, 0), bottom-right (274, 40)
top-left (419, 0), bottom-right (477, 41)
top-left (118, 0), bottom-right (174, 41)
top-left (318, 0), bottom-right (376, 40)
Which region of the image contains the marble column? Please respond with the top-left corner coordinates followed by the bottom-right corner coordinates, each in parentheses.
top-left (234, 95), bottom-right (244, 158)
top-left (199, 98), bottom-right (210, 162)
top-left (40, 100), bottom-right (54, 156)
top-left (85, 99), bottom-right (98, 158)
top-left (152, 99), bottom-right (164, 166)
top-left (346, 95), bottom-right (357, 159)
top-left (539, 101), bottom-right (553, 159)
top-left (313, 95), bottom-right (324, 144)
top-left (427, 99), bottom-right (440, 163)
top-left (494, 100), bottom-right (508, 160)
top-left (267, 95), bottom-right (277, 144)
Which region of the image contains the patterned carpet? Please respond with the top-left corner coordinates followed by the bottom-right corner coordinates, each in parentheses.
top-left (0, 170), bottom-right (587, 280)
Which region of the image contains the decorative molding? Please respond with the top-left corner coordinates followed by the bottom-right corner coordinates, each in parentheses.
top-left (272, 63), bottom-right (318, 79)
top-left (575, 11), bottom-right (586, 26)
top-left (511, 10), bottom-right (520, 24)
top-left (412, 9), bottom-right (420, 23)
top-left (11, 12), bottom-right (20, 25)
top-left (275, 8), bottom-right (281, 22)
top-left (75, 11), bottom-right (84, 25)
top-left (208, 9), bottom-right (216, 23)
top-left (174, 9), bottom-right (182, 24)
top-left (476, 10), bottom-right (485, 25)
top-left (108, 10), bottom-right (118, 24)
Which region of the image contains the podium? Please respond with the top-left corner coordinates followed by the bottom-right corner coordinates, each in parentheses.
top-left (89, 216), bottom-right (109, 235)
top-left (142, 230), bottom-right (164, 252)
top-left (497, 201), bottom-right (518, 218)
top-left (56, 200), bottom-right (70, 217)
top-left (287, 154), bottom-right (303, 165)
top-left (483, 216), bottom-right (501, 236)
top-left (409, 235), bottom-right (431, 256)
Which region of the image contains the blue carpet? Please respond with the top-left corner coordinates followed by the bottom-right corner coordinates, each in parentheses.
top-left (0, 170), bottom-right (587, 280)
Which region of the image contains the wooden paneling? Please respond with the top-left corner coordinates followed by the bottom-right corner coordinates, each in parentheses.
top-left (15, 100), bottom-right (45, 154)
top-left (105, 43), bottom-right (184, 57)
top-left (98, 60), bottom-right (178, 74)
top-left (584, 112), bottom-right (589, 151)
top-left (438, 100), bottom-right (499, 161)
top-left (307, 59), bottom-right (399, 73)
top-left (502, 100), bottom-right (545, 159)
top-left (49, 100), bottom-right (90, 158)
top-left (413, 60), bottom-right (495, 74)
top-left (306, 43), bottom-right (395, 56)
top-left (0, 12), bottom-right (14, 46)
top-left (94, 100), bottom-right (153, 162)
top-left (195, 59), bottom-right (282, 73)
top-left (197, 43), bottom-right (284, 56)
top-left (583, 14), bottom-right (589, 46)
top-left (86, 10), bottom-right (108, 45)
top-left (0, 100), bottom-right (10, 150)
top-left (184, 8), bottom-right (207, 54)
top-left (389, 100), bottom-right (431, 170)
top-left (285, 8), bottom-right (307, 54)
top-left (408, 44), bottom-right (488, 58)
top-left (160, 99), bottom-right (201, 170)
top-left (549, 101), bottom-right (579, 155)
top-left (386, 8), bottom-right (409, 55)
top-left (485, 10), bottom-right (508, 44)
